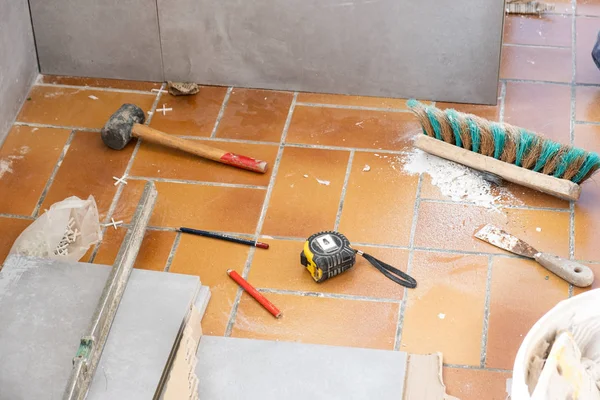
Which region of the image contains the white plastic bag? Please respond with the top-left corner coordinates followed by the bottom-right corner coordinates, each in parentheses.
top-left (9, 195), bottom-right (103, 261)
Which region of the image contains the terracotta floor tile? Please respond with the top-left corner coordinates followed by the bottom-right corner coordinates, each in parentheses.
top-left (574, 182), bottom-right (600, 261)
top-left (215, 88), bottom-right (293, 142)
top-left (419, 175), bottom-right (570, 210)
top-left (297, 93), bottom-right (413, 109)
top-left (443, 368), bottom-right (511, 400)
top-left (0, 217), bottom-right (32, 266)
top-left (414, 202), bottom-right (571, 257)
top-left (231, 293), bottom-right (398, 350)
top-left (486, 257), bottom-right (569, 369)
top-left (113, 180), bottom-right (265, 233)
top-left (575, 123), bottom-right (600, 152)
top-left (130, 141), bottom-right (277, 186)
top-left (436, 102), bottom-right (500, 121)
top-left (261, 147), bottom-right (349, 238)
top-left (503, 15), bottom-right (572, 47)
top-left (0, 126), bottom-right (70, 215)
top-left (338, 152), bottom-right (418, 246)
top-left (248, 238), bottom-right (409, 299)
top-left (574, 262), bottom-right (600, 294)
top-left (576, 17), bottom-right (600, 84)
top-left (92, 227), bottom-right (175, 271)
top-left (149, 87), bottom-right (228, 137)
top-left (578, 0), bottom-right (600, 16)
top-left (39, 75), bottom-right (161, 91)
top-left (286, 106), bottom-right (420, 150)
top-left (574, 125), bottom-right (600, 261)
top-left (500, 45), bottom-right (572, 83)
top-left (576, 86), bottom-right (600, 122)
top-left (17, 85), bottom-right (156, 129)
top-left (400, 251), bottom-right (487, 366)
top-left (169, 234), bottom-right (251, 336)
top-left (504, 82), bottom-right (572, 143)
top-left (40, 132), bottom-right (134, 219)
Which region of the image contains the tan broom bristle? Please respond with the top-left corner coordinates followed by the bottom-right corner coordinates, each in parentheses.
top-left (500, 125), bottom-right (520, 164)
top-left (521, 136), bottom-right (543, 169)
top-left (455, 113), bottom-right (472, 151)
top-left (439, 114), bottom-right (456, 145)
top-left (411, 106), bottom-right (435, 137)
top-left (562, 153), bottom-right (587, 181)
top-left (542, 145), bottom-right (567, 175)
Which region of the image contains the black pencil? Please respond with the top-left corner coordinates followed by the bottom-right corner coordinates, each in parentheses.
top-left (178, 227), bottom-right (269, 249)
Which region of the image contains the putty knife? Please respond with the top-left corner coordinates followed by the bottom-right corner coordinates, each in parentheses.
top-left (474, 224), bottom-right (594, 287)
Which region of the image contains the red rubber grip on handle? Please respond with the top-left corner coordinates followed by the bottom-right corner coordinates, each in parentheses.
top-left (220, 153), bottom-right (268, 174)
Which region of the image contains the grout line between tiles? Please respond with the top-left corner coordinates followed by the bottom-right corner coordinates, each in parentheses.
top-left (163, 231), bottom-right (182, 272)
top-left (394, 173), bottom-right (423, 351)
top-left (443, 363), bottom-right (512, 373)
top-left (334, 150), bottom-right (355, 230)
top-left (479, 255), bottom-right (494, 368)
top-left (35, 82), bottom-right (158, 95)
top-left (502, 42), bottom-right (571, 50)
top-left (31, 130), bottom-right (76, 217)
top-left (575, 120), bottom-right (600, 126)
top-left (13, 121), bottom-right (101, 132)
top-left (0, 213), bottom-right (35, 220)
top-left (285, 143), bottom-right (408, 154)
top-left (210, 87), bottom-right (233, 138)
top-left (499, 78), bottom-right (571, 86)
top-left (256, 288), bottom-right (402, 303)
top-left (499, 81), bottom-right (507, 123)
top-left (225, 92), bottom-right (299, 336)
top-left (569, 0), bottom-right (577, 296)
top-left (294, 101), bottom-right (411, 113)
top-left (89, 84), bottom-right (165, 262)
top-left (126, 176), bottom-right (267, 190)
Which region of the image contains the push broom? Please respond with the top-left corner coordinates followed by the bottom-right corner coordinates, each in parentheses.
top-left (407, 100), bottom-right (600, 201)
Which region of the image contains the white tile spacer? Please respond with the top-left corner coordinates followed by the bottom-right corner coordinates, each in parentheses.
top-left (151, 88), bottom-right (168, 94)
top-left (113, 174), bottom-right (128, 186)
top-left (147, 111), bottom-right (153, 115)
top-left (104, 218), bottom-right (124, 230)
top-left (88, 95), bottom-right (99, 100)
top-left (156, 104), bottom-right (173, 115)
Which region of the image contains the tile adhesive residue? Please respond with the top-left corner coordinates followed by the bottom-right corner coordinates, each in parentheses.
top-left (401, 149), bottom-right (520, 210)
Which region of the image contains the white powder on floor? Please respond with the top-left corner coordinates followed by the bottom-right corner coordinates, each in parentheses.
top-left (0, 159), bottom-right (13, 179)
top-left (401, 149), bottom-right (518, 210)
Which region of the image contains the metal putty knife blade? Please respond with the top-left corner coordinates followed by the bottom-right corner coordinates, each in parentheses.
top-left (474, 224), bottom-right (538, 258)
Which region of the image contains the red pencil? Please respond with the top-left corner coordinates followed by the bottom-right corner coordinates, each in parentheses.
top-left (227, 269), bottom-right (282, 318)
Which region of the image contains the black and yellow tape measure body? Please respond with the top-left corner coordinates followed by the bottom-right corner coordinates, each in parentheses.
top-left (300, 231), bottom-right (417, 288)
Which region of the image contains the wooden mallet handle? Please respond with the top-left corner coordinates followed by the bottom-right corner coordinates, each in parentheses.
top-left (131, 124), bottom-right (268, 173)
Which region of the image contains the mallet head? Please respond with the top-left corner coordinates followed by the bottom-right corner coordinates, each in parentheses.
top-left (101, 104), bottom-right (146, 150)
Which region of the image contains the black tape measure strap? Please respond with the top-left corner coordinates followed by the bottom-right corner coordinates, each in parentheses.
top-left (357, 250), bottom-right (417, 288)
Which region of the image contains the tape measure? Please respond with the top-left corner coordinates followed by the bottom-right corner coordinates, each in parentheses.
top-left (300, 231), bottom-right (417, 288)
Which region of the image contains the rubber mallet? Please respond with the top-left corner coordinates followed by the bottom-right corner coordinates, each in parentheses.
top-left (100, 104), bottom-right (268, 173)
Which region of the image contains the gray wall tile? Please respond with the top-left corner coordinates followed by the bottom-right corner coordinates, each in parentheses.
top-left (0, 0), bottom-right (38, 144)
top-left (30, 0), bottom-right (164, 82)
top-left (158, 0), bottom-right (504, 104)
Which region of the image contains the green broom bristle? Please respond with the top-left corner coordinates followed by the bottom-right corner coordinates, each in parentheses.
top-left (446, 109), bottom-right (463, 148)
top-left (406, 100), bottom-right (600, 184)
top-left (490, 123), bottom-right (506, 159)
top-left (467, 118), bottom-right (481, 153)
top-left (533, 141), bottom-right (561, 172)
top-left (554, 147), bottom-right (585, 179)
top-left (515, 130), bottom-right (535, 167)
top-left (425, 107), bottom-right (443, 140)
top-left (573, 152), bottom-right (600, 183)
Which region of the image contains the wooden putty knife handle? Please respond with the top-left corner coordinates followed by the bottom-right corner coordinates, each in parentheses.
top-left (534, 253), bottom-right (594, 287)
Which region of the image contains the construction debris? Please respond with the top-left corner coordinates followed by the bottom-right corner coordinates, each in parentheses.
top-left (505, 0), bottom-right (555, 14)
top-left (167, 81), bottom-right (200, 96)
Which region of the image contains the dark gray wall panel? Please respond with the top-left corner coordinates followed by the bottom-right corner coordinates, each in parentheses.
top-left (158, 0), bottom-right (504, 104)
top-left (30, 0), bottom-right (164, 81)
top-left (0, 0), bottom-right (38, 144)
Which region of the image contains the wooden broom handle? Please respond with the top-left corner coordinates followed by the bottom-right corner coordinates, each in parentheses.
top-left (132, 124), bottom-right (267, 173)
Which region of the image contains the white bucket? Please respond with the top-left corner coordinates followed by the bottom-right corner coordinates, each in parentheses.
top-left (512, 289), bottom-right (600, 399)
